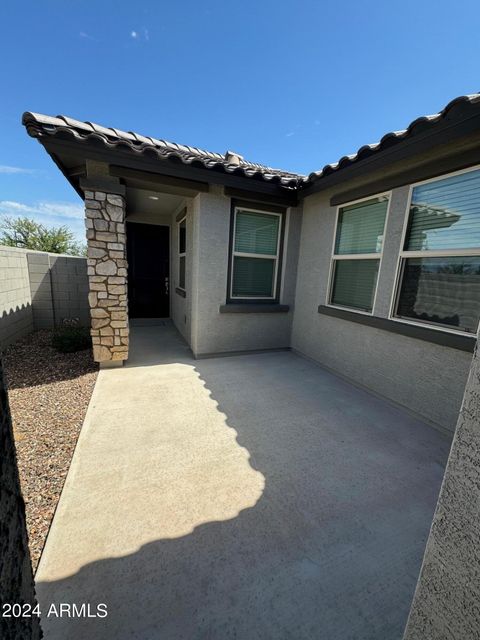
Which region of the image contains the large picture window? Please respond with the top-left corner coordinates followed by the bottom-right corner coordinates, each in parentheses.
top-left (328, 195), bottom-right (389, 312)
top-left (229, 207), bottom-right (283, 300)
top-left (394, 167), bottom-right (480, 334)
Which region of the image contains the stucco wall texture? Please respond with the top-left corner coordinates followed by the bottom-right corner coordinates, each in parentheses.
top-left (291, 188), bottom-right (473, 432)
top-left (190, 187), bottom-right (302, 357)
top-left (0, 246), bottom-right (89, 348)
top-left (0, 358), bottom-right (42, 640)
top-left (403, 336), bottom-right (480, 639)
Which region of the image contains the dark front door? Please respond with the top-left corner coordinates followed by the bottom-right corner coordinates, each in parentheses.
top-left (126, 222), bottom-right (170, 318)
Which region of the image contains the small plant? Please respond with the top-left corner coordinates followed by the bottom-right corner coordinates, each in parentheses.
top-left (52, 318), bottom-right (91, 353)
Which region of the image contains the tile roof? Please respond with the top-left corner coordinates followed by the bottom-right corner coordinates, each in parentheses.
top-left (22, 112), bottom-right (304, 189)
top-left (306, 93), bottom-right (480, 184)
top-left (22, 93), bottom-right (480, 193)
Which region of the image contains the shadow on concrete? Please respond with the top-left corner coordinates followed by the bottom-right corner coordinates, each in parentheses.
top-left (36, 325), bottom-right (451, 640)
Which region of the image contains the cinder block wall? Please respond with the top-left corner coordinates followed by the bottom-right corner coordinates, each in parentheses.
top-left (0, 247), bottom-right (33, 346)
top-left (26, 252), bottom-right (53, 329)
top-left (27, 252), bottom-right (89, 329)
top-left (49, 255), bottom-right (89, 326)
top-left (0, 246), bottom-right (89, 348)
top-left (0, 358), bottom-right (42, 639)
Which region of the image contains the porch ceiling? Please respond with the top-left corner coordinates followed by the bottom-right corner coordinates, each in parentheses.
top-left (126, 186), bottom-right (184, 218)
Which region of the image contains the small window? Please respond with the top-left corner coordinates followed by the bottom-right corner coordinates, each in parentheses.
top-left (230, 207), bottom-right (283, 300)
top-left (329, 196), bottom-right (389, 312)
top-left (394, 168), bottom-right (480, 333)
top-left (178, 215), bottom-right (186, 291)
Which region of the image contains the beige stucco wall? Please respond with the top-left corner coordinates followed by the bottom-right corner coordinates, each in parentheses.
top-left (291, 185), bottom-right (473, 432)
top-left (189, 186), bottom-right (302, 357)
top-left (403, 332), bottom-right (480, 638)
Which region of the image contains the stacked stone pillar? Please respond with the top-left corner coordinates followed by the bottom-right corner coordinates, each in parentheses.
top-left (84, 190), bottom-right (129, 364)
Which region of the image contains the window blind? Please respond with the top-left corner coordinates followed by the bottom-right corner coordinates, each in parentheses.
top-left (331, 259), bottom-right (379, 312)
top-left (329, 196), bottom-right (388, 312)
top-left (232, 256), bottom-right (275, 297)
top-left (396, 168), bottom-right (480, 333)
top-left (230, 209), bottom-right (281, 299)
top-left (234, 211), bottom-right (279, 255)
top-left (397, 257), bottom-right (480, 333)
top-left (335, 197), bottom-right (388, 255)
top-left (406, 169), bottom-right (480, 251)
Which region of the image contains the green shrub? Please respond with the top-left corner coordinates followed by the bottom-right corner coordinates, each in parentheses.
top-left (52, 325), bottom-right (91, 353)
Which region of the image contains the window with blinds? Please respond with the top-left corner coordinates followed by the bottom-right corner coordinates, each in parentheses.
top-left (395, 168), bottom-right (480, 333)
top-left (329, 196), bottom-right (389, 312)
top-left (230, 208), bottom-right (282, 299)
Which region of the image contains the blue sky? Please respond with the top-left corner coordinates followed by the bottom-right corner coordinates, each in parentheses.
top-left (1, 0), bottom-right (479, 242)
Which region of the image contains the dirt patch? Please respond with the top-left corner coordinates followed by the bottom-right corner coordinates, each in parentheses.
top-left (3, 330), bottom-right (98, 571)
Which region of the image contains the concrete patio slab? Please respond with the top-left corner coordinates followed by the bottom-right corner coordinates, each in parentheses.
top-left (36, 324), bottom-right (451, 639)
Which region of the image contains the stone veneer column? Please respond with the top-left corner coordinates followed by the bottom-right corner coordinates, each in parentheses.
top-left (84, 190), bottom-right (129, 364)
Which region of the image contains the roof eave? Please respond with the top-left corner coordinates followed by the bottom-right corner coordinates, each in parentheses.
top-left (30, 130), bottom-right (300, 206)
top-left (302, 93), bottom-right (480, 195)
top-left (300, 106), bottom-right (480, 199)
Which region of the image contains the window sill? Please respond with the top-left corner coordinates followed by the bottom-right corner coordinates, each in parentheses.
top-left (175, 287), bottom-right (186, 298)
top-left (219, 303), bottom-right (290, 314)
top-left (317, 305), bottom-right (475, 352)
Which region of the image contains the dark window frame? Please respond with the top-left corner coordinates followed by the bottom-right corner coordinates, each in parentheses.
top-left (226, 199), bottom-right (287, 305)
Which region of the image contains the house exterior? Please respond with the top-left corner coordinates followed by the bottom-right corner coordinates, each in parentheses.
top-left (22, 93), bottom-right (480, 433)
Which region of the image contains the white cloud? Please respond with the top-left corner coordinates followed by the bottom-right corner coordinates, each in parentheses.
top-left (130, 28), bottom-right (149, 41)
top-left (0, 200), bottom-right (85, 242)
top-left (285, 132), bottom-right (295, 138)
top-left (0, 165), bottom-right (35, 174)
top-left (0, 200), bottom-right (84, 220)
top-left (80, 31), bottom-right (100, 42)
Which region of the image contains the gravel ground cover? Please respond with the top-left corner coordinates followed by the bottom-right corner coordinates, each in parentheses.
top-left (3, 330), bottom-right (98, 571)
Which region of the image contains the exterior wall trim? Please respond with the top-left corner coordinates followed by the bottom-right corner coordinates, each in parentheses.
top-left (195, 346), bottom-right (291, 359)
top-left (224, 186), bottom-right (297, 207)
top-left (219, 304), bottom-right (289, 313)
top-left (318, 304), bottom-right (475, 352)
